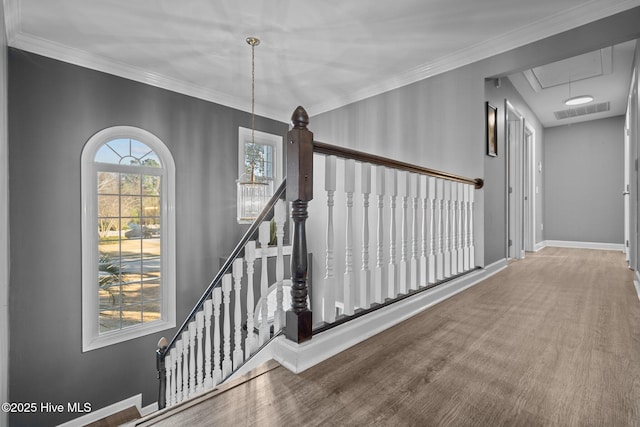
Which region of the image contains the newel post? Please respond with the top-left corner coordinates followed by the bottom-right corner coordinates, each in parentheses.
top-left (156, 337), bottom-right (168, 409)
top-left (285, 106), bottom-right (313, 343)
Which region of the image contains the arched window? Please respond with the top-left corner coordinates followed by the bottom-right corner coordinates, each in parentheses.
top-left (81, 126), bottom-right (175, 351)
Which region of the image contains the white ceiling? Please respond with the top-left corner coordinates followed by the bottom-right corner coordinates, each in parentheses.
top-left (4, 0), bottom-right (640, 123)
top-left (508, 40), bottom-right (637, 127)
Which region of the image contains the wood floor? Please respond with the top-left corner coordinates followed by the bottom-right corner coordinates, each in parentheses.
top-left (143, 248), bottom-right (640, 426)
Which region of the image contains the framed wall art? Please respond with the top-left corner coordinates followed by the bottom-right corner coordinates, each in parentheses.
top-left (486, 102), bottom-right (497, 157)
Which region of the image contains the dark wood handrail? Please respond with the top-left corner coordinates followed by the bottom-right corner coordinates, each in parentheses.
top-left (313, 141), bottom-right (484, 189)
top-left (159, 178), bottom-right (287, 358)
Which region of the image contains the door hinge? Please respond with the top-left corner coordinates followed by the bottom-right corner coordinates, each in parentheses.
top-left (509, 187), bottom-right (513, 194)
top-left (627, 240), bottom-right (630, 248)
top-left (509, 239), bottom-right (513, 247)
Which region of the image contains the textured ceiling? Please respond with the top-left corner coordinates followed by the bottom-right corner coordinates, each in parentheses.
top-left (5, 0), bottom-right (640, 122)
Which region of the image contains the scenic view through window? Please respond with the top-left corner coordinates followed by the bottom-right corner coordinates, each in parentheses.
top-left (96, 139), bottom-right (163, 333)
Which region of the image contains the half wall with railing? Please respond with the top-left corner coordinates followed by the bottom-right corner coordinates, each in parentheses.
top-left (155, 106), bottom-right (483, 410)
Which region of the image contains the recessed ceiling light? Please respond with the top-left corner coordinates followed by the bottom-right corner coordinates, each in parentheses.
top-left (564, 95), bottom-right (594, 106)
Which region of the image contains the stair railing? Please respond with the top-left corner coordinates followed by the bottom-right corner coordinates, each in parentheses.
top-left (154, 105), bottom-right (485, 410)
top-left (156, 179), bottom-right (288, 409)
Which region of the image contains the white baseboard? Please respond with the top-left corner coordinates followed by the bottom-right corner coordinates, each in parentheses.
top-left (231, 261), bottom-right (508, 378)
top-left (57, 394), bottom-right (142, 427)
top-left (534, 241), bottom-right (546, 252)
top-left (634, 271), bottom-right (640, 302)
top-left (539, 240), bottom-right (624, 252)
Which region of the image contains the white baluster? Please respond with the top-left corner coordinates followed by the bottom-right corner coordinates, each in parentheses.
top-left (344, 159), bottom-right (355, 315)
top-left (212, 287), bottom-right (222, 386)
top-left (258, 222), bottom-right (270, 344)
top-left (388, 169), bottom-right (398, 298)
top-left (274, 200), bottom-right (286, 331)
top-left (181, 330), bottom-right (189, 401)
top-left (164, 347), bottom-right (176, 406)
top-left (420, 175), bottom-right (428, 287)
top-left (374, 166), bottom-right (385, 304)
top-left (324, 155), bottom-right (337, 322)
top-left (222, 274), bottom-right (232, 379)
top-left (428, 177), bottom-right (436, 284)
top-left (435, 179), bottom-right (444, 281)
top-left (457, 183), bottom-right (465, 272)
top-left (245, 241), bottom-right (257, 358)
top-left (360, 163), bottom-right (371, 308)
top-left (169, 347), bottom-right (177, 406)
top-left (175, 341), bottom-right (183, 403)
top-left (188, 322), bottom-right (196, 396)
top-left (399, 171), bottom-right (409, 295)
top-left (443, 181), bottom-right (452, 278)
top-left (203, 299), bottom-right (213, 390)
top-left (450, 183), bottom-right (459, 276)
top-left (469, 185), bottom-right (476, 268)
top-left (463, 185), bottom-right (470, 271)
top-left (410, 174), bottom-right (419, 290)
top-left (195, 312), bottom-right (204, 393)
top-left (232, 258), bottom-right (244, 370)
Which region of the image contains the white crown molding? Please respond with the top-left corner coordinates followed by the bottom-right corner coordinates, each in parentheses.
top-left (307, 0), bottom-right (640, 116)
top-left (2, 0), bottom-right (19, 44)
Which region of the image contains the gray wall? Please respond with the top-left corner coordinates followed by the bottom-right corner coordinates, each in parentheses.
top-left (8, 49), bottom-right (287, 426)
top-left (484, 77), bottom-right (545, 264)
top-left (544, 116), bottom-right (625, 243)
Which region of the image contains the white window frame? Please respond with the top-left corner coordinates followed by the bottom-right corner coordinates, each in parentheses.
top-left (81, 126), bottom-right (176, 352)
top-left (237, 127), bottom-right (283, 224)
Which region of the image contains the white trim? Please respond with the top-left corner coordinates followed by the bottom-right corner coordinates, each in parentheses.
top-left (229, 261), bottom-right (508, 379)
top-left (56, 394), bottom-right (142, 427)
top-left (6, 1), bottom-right (640, 120)
top-left (81, 126), bottom-right (176, 352)
top-left (534, 241), bottom-right (546, 252)
top-left (540, 240), bottom-right (625, 252)
top-left (634, 271), bottom-right (640, 302)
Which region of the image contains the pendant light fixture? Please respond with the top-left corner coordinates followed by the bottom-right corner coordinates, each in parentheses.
top-left (564, 78), bottom-right (594, 106)
top-left (237, 36), bottom-right (269, 223)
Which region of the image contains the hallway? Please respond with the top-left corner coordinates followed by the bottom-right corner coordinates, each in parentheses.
top-left (140, 248), bottom-right (640, 426)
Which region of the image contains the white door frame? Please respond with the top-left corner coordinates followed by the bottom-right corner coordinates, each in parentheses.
top-left (505, 100), bottom-right (525, 259)
top-left (524, 123), bottom-right (536, 253)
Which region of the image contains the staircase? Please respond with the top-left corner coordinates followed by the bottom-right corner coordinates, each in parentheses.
top-left (152, 105), bottom-right (484, 415)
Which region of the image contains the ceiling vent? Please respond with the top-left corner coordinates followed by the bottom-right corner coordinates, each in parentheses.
top-left (553, 102), bottom-right (610, 120)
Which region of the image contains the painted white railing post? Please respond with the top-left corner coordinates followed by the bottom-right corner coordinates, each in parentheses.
top-left (181, 330), bottom-right (189, 402)
top-left (420, 175), bottom-right (428, 287)
top-left (324, 155), bottom-right (337, 322)
top-left (232, 258), bottom-right (244, 370)
top-left (469, 184), bottom-right (476, 268)
top-left (274, 200), bottom-right (286, 331)
top-left (435, 179), bottom-right (444, 281)
top-left (212, 287), bottom-right (223, 386)
top-left (221, 274), bottom-right (232, 379)
top-left (195, 312), bottom-right (204, 393)
top-left (258, 222), bottom-right (270, 345)
top-left (168, 349), bottom-right (176, 407)
top-left (463, 185), bottom-right (470, 271)
top-left (374, 166), bottom-right (385, 304)
top-left (428, 177), bottom-right (436, 284)
top-left (388, 169), bottom-right (398, 298)
top-left (245, 241), bottom-right (257, 358)
top-left (360, 163), bottom-right (371, 308)
top-left (457, 183), bottom-right (465, 272)
top-left (203, 299), bottom-right (213, 390)
top-left (399, 171), bottom-right (409, 295)
top-left (188, 322), bottom-right (196, 396)
top-left (451, 183), bottom-right (459, 275)
top-left (443, 181), bottom-right (452, 278)
top-left (410, 173), bottom-right (419, 290)
top-left (171, 346), bottom-right (179, 405)
top-left (344, 159), bottom-right (355, 315)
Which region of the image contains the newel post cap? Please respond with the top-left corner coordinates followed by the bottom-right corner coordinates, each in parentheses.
top-left (291, 106), bottom-right (309, 129)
